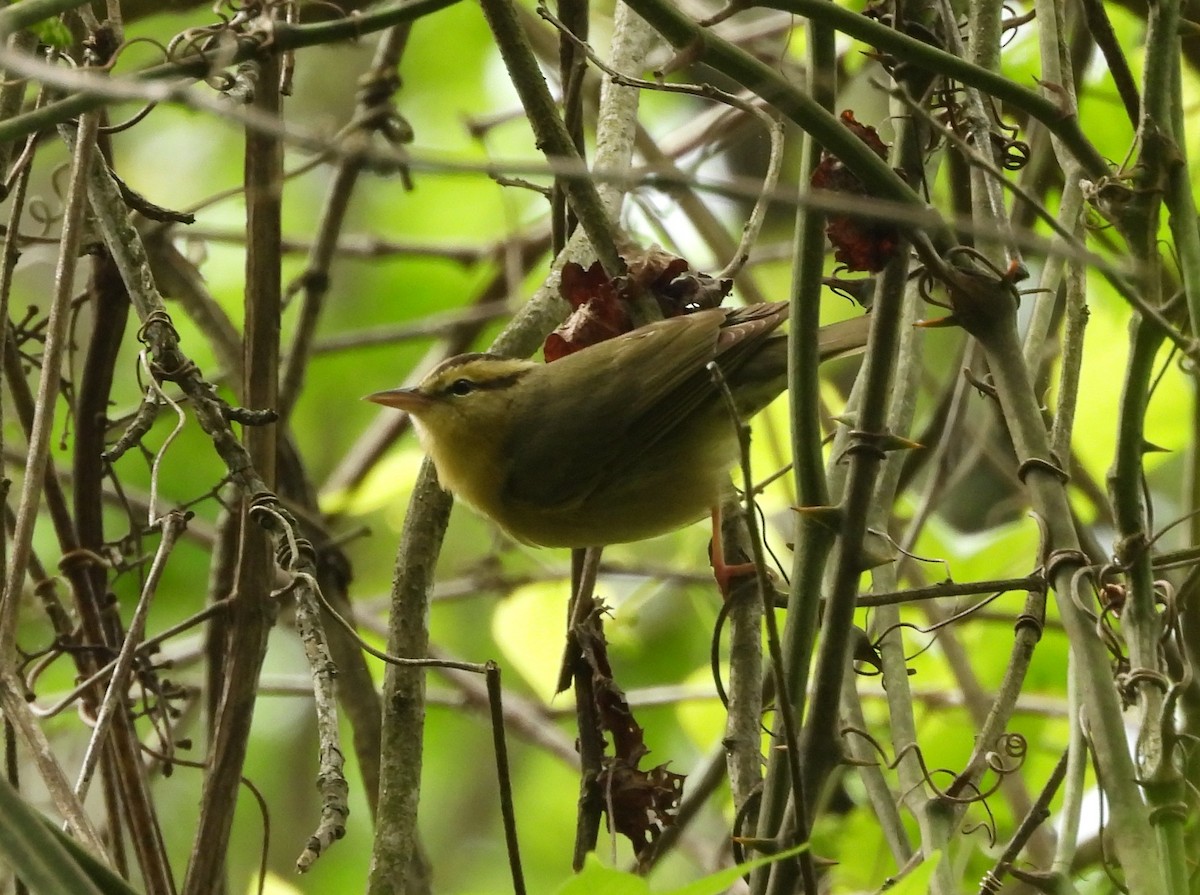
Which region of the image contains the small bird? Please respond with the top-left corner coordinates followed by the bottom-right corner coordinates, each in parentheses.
top-left (366, 302), bottom-right (868, 549)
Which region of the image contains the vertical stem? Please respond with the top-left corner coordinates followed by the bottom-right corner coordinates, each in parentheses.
top-left (478, 0), bottom-right (622, 276)
top-left (368, 462), bottom-right (449, 895)
top-left (753, 11), bottom-right (837, 894)
top-left (183, 50), bottom-right (283, 895)
top-left (552, 0), bottom-right (588, 252)
top-left (0, 112), bottom-right (96, 651)
top-left (974, 308), bottom-right (1164, 894)
top-left (720, 488), bottom-right (764, 810)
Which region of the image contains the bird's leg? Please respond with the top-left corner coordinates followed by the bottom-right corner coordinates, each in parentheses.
top-left (709, 505), bottom-right (757, 599)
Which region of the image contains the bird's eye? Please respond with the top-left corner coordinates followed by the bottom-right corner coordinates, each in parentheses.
top-left (448, 378), bottom-right (475, 396)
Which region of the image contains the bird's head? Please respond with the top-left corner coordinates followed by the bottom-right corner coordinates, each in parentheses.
top-left (366, 353), bottom-right (536, 450)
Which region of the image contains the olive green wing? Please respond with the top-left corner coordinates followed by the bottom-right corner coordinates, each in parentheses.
top-left (500, 304), bottom-right (789, 511)
top-left (499, 309), bottom-right (730, 511)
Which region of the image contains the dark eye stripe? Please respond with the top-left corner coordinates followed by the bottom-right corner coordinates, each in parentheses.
top-left (439, 370), bottom-right (527, 397)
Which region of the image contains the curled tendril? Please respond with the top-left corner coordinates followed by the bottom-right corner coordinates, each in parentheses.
top-left (100, 101), bottom-right (161, 135)
top-left (25, 196), bottom-right (59, 237)
top-left (1000, 138), bottom-right (1031, 170)
top-left (247, 494), bottom-right (315, 571)
top-left (22, 161), bottom-right (77, 237)
top-left (869, 589), bottom-right (1008, 663)
top-left (821, 270), bottom-right (875, 307)
top-left (1059, 559), bottom-right (1099, 617)
top-left (166, 11), bottom-right (239, 68)
top-left (98, 35), bottom-right (171, 74)
top-left (166, 26), bottom-right (219, 63)
top-left (999, 5), bottom-right (1037, 45)
top-left (709, 575), bottom-right (779, 737)
top-left (912, 267), bottom-right (943, 307)
top-left (206, 70), bottom-right (238, 92)
top-left (19, 639), bottom-right (64, 685)
top-left (1154, 579), bottom-right (1178, 637)
top-left (137, 309), bottom-right (180, 346)
top-left (51, 157), bottom-right (74, 207)
top-left (1164, 607), bottom-right (1194, 718)
top-left (961, 813), bottom-right (998, 848)
top-left (728, 787), bottom-right (762, 869)
top-left (867, 527), bottom-right (953, 579)
top-left (1096, 606), bottom-right (1131, 691)
top-left (928, 87), bottom-right (1028, 175)
top-left (899, 743), bottom-right (986, 802)
top-left (985, 733), bottom-right (1028, 774)
top-left (842, 726), bottom-right (1017, 841)
top-left (709, 597), bottom-right (734, 710)
top-left (839, 723), bottom-right (891, 766)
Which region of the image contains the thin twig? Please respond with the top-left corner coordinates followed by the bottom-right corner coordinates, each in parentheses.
top-left (568, 545), bottom-right (605, 870)
top-left (278, 23), bottom-right (412, 424)
top-left (486, 664), bottom-right (527, 895)
top-left (0, 110), bottom-right (97, 651)
top-left (74, 511), bottom-right (188, 802)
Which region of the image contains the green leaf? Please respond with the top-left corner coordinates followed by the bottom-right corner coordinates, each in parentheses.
top-left (0, 775), bottom-right (141, 895)
top-left (664, 842), bottom-right (809, 895)
top-left (30, 17), bottom-right (71, 48)
top-left (552, 856), bottom-right (650, 895)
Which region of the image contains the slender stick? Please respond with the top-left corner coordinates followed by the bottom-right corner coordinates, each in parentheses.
top-left (486, 664), bottom-right (528, 895)
top-left (0, 110), bottom-right (96, 651)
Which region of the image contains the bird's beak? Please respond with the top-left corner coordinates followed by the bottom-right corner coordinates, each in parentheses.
top-left (365, 387), bottom-right (430, 412)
